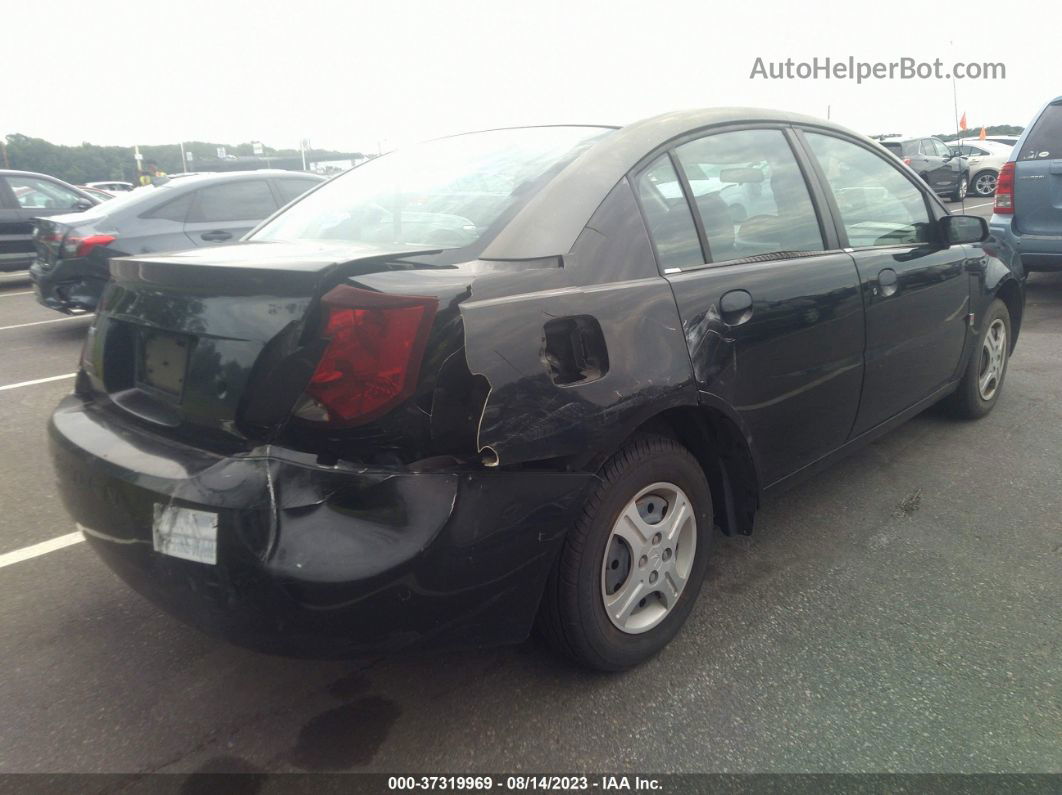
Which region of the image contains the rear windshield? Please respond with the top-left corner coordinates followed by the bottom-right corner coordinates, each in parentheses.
top-left (1020, 101), bottom-right (1062, 160)
top-left (73, 182), bottom-right (179, 219)
top-left (250, 127), bottom-right (612, 254)
top-left (880, 141), bottom-right (903, 156)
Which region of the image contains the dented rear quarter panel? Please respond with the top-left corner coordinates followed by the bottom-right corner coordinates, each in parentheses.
top-left (459, 179), bottom-right (699, 467)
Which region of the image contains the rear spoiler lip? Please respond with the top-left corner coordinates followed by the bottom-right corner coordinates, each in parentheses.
top-left (110, 240), bottom-right (443, 275)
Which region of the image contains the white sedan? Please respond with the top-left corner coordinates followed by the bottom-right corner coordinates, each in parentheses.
top-left (949, 140), bottom-right (1013, 197)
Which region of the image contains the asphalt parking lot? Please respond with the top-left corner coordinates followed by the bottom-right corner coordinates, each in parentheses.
top-left (0, 198), bottom-right (1058, 775)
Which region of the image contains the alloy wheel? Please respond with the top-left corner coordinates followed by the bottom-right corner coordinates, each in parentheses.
top-left (600, 482), bottom-right (697, 634)
top-left (974, 173), bottom-right (997, 196)
top-left (978, 318), bottom-right (1007, 401)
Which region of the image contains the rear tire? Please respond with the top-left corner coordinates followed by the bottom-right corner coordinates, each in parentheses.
top-left (537, 435), bottom-right (713, 671)
top-left (944, 298), bottom-right (1011, 419)
top-left (972, 170), bottom-right (998, 197)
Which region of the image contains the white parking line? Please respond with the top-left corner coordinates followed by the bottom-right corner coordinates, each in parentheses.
top-left (0, 291), bottom-right (34, 298)
top-left (0, 532), bottom-right (84, 570)
top-left (0, 316), bottom-right (88, 332)
top-left (0, 373), bottom-right (76, 392)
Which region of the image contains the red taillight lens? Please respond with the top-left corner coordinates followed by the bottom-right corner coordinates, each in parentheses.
top-left (299, 285), bottom-right (438, 426)
top-left (902, 157), bottom-right (912, 166)
top-left (61, 233), bottom-right (116, 258)
top-left (994, 161), bottom-right (1016, 214)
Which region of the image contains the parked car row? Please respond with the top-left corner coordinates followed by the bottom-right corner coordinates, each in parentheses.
top-left (28, 170), bottom-right (323, 312)
top-left (11, 96), bottom-right (1059, 670)
top-left (877, 135), bottom-right (970, 200)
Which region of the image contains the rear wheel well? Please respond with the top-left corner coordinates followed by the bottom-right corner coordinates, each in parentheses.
top-left (628, 407), bottom-right (759, 536)
top-left (995, 280), bottom-right (1023, 350)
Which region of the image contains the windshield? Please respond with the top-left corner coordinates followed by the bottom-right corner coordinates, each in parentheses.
top-left (250, 126), bottom-right (612, 252)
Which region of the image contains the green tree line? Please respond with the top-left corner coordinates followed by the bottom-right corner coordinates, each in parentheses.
top-left (933, 124), bottom-right (1025, 143)
top-left (1, 134), bottom-right (354, 184)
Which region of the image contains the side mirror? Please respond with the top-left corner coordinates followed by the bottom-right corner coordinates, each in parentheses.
top-left (72, 197), bottom-right (94, 211)
top-left (942, 214), bottom-right (988, 245)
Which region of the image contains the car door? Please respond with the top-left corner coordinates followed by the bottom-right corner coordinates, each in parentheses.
top-left (799, 130), bottom-right (971, 436)
top-left (182, 178), bottom-right (279, 247)
top-left (635, 127), bottom-right (866, 486)
top-left (0, 178), bottom-right (29, 271)
top-left (919, 138), bottom-right (948, 191)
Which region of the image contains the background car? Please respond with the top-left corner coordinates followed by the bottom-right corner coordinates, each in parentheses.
top-left (991, 96), bottom-right (1062, 272)
top-left (984, 135), bottom-right (1020, 148)
top-left (0, 170), bottom-right (99, 272)
top-left (86, 181), bottom-right (134, 192)
top-left (77, 186), bottom-right (117, 202)
top-left (949, 139), bottom-right (1013, 197)
top-left (30, 169), bottom-right (324, 312)
top-left (878, 135), bottom-right (969, 200)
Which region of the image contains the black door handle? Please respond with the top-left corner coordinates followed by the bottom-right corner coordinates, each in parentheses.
top-left (200, 230), bottom-right (232, 241)
top-left (719, 289), bottom-right (754, 326)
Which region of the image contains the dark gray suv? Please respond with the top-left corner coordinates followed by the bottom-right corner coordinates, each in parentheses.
top-left (0, 170), bottom-right (99, 271)
top-left (879, 136), bottom-right (969, 201)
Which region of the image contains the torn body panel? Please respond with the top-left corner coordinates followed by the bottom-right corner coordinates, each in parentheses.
top-left (49, 394), bottom-right (596, 656)
top-left (461, 179), bottom-right (699, 467)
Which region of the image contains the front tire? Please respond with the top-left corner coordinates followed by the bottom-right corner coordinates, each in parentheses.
top-left (537, 435), bottom-right (713, 671)
top-left (951, 173), bottom-right (969, 202)
top-left (944, 298), bottom-right (1011, 419)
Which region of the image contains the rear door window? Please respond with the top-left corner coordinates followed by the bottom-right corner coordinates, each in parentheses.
top-left (274, 178), bottom-right (320, 205)
top-left (674, 128), bottom-right (824, 262)
top-left (1020, 102), bottom-right (1062, 160)
top-left (142, 192), bottom-right (194, 222)
top-left (633, 155), bottom-right (703, 270)
top-left (189, 180), bottom-right (277, 222)
top-left (804, 132), bottom-right (934, 248)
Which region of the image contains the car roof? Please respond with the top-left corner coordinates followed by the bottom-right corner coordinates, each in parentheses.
top-left (149, 169), bottom-right (322, 187)
top-left (876, 135), bottom-right (934, 143)
top-left (0, 169), bottom-right (83, 181)
top-left (481, 107), bottom-right (873, 261)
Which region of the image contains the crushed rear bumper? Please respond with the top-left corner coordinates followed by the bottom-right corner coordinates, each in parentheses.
top-left (49, 394), bottom-right (595, 657)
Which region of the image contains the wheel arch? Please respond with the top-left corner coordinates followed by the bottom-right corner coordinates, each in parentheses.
top-left (615, 405), bottom-right (761, 536)
top-left (994, 277), bottom-right (1024, 350)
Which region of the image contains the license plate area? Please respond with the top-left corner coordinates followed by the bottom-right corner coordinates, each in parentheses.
top-left (153, 504), bottom-right (218, 565)
top-left (137, 329), bottom-right (192, 399)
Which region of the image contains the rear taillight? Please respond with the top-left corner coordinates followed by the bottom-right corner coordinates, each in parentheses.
top-left (61, 233), bottom-right (116, 258)
top-left (295, 285), bottom-right (438, 426)
top-left (902, 157), bottom-right (912, 166)
top-left (994, 161), bottom-right (1016, 214)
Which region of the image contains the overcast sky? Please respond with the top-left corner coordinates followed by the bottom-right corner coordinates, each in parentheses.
top-left (6, 0), bottom-right (1058, 154)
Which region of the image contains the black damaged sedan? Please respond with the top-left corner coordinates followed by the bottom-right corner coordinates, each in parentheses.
top-left (50, 110), bottom-right (1023, 670)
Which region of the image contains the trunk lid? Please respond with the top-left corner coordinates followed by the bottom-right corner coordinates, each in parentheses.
top-left (1014, 99), bottom-right (1062, 237)
top-left (83, 240), bottom-right (445, 445)
top-left (33, 217), bottom-right (77, 269)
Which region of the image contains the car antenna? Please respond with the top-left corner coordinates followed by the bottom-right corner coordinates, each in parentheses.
top-left (950, 46), bottom-right (966, 213)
